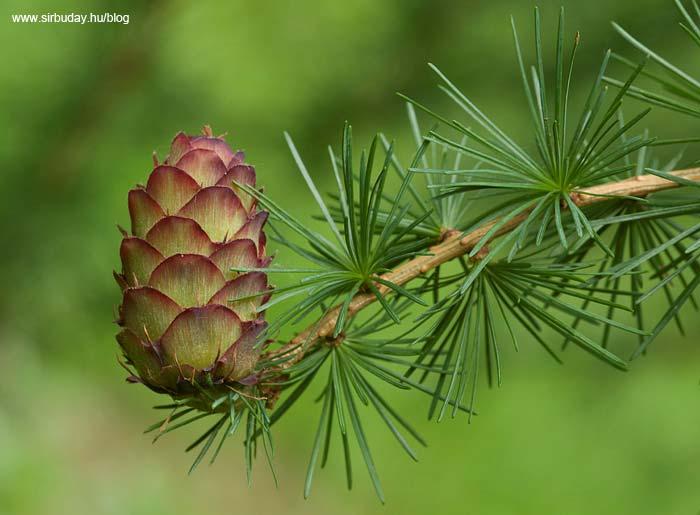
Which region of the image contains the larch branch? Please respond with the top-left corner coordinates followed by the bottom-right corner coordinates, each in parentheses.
top-left (265, 167), bottom-right (700, 386)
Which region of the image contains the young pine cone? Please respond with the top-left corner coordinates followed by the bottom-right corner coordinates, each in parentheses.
top-left (114, 127), bottom-right (270, 400)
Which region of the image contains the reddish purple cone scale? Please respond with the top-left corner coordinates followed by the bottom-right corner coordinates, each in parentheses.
top-left (115, 127), bottom-right (270, 395)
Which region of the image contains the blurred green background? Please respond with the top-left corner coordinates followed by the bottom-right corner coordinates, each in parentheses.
top-left (2, 1), bottom-right (699, 514)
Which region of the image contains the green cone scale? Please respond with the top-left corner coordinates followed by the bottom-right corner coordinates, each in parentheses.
top-left (115, 127), bottom-right (270, 398)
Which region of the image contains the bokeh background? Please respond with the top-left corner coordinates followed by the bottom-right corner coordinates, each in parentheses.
top-left (2, 1), bottom-right (699, 514)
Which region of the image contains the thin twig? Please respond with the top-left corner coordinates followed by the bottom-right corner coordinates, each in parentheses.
top-left (264, 167), bottom-right (700, 398)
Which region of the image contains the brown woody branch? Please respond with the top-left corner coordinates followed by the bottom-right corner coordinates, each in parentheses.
top-left (264, 167), bottom-right (700, 394)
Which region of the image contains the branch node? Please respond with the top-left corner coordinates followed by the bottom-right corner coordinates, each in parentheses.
top-left (569, 191), bottom-right (584, 204)
top-left (471, 246), bottom-right (490, 262)
top-left (324, 334), bottom-right (345, 348)
top-left (440, 227), bottom-right (461, 241)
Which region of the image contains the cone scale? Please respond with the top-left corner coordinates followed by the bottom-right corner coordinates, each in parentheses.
top-left (115, 127), bottom-right (270, 404)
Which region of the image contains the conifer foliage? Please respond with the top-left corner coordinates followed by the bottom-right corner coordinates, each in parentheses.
top-left (114, 4), bottom-right (700, 501)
